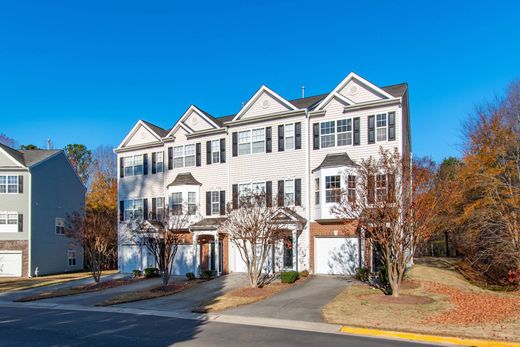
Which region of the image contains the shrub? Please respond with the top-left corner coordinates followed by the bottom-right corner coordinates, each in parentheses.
top-left (299, 270), bottom-right (309, 278)
top-left (355, 267), bottom-right (370, 282)
top-left (132, 269), bottom-right (142, 278)
top-left (200, 270), bottom-right (216, 280)
top-left (186, 272), bottom-right (195, 280)
top-left (144, 267), bottom-right (160, 278)
top-left (281, 271), bottom-right (299, 284)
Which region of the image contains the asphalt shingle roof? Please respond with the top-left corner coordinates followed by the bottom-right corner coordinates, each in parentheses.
top-left (0, 143), bottom-right (61, 167)
top-left (312, 152), bottom-right (357, 173)
top-left (167, 172), bottom-right (202, 187)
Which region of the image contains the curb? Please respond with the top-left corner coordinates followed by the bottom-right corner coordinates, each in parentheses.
top-left (340, 326), bottom-right (520, 347)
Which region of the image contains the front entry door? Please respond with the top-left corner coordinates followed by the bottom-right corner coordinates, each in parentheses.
top-left (209, 240), bottom-right (223, 273)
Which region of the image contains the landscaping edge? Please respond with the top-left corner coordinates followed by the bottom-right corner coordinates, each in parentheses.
top-left (340, 326), bottom-right (520, 347)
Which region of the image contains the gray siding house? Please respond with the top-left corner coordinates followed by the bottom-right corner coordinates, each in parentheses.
top-left (0, 144), bottom-right (85, 277)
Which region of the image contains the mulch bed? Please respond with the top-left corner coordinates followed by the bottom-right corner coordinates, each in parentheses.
top-left (359, 294), bottom-right (433, 305)
top-left (423, 282), bottom-right (520, 325)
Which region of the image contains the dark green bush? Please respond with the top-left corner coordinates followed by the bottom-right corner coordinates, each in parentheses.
top-left (144, 267), bottom-right (160, 278)
top-left (132, 269), bottom-right (142, 278)
top-left (299, 270), bottom-right (309, 278)
top-left (200, 270), bottom-right (216, 280)
top-left (186, 272), bottom-right (195, 280)
top-left (378, 264), bottom-right (389, 286)
top-left (281, 271), bottom-right (299, 283)
top-left (355, 267), bottom-right (370, 282)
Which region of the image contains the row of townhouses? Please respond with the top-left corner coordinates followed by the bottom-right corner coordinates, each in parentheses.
top-left (116, 72), bottom-right (411, 276)
top-left (0, 145), bottom-right (85, 277)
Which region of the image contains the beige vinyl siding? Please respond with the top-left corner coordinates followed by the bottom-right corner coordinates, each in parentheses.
top-left (125, 124), bottom-right (161, 147)
top-left (339, 80), bottom-right (384, 103)
top-left (184, 111), bottom-right (216, 132)
top-left (240, 92), bottom-right (291, 120)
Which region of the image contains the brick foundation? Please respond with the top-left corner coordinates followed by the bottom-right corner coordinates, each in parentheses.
top-left (0, 240), bottom-right (29, 277)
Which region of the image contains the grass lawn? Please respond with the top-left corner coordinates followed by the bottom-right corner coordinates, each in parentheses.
top-left (96, 280), bottom-right (202, 306)
top-left (194, 275), bottom-right (309, 313)
top-left (0, 270), bottom-right (117, 292)
top-left (323, 258), bottom-right (520, 342)
top-left (15, 276), bottom-right (140, 302)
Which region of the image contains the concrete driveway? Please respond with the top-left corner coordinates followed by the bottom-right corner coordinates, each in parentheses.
top-left (222, 275), bottom-right (353, 322)
top-left (117, 273), bottom-right (247, 315)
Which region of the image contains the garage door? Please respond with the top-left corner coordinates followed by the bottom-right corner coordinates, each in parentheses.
top-left (0, 251), bottom-right (22, 277)
top-left (315, 237), bottom-right (359, 275)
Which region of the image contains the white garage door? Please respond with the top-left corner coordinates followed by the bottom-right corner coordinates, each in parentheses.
top-left (0, 251), bottom-right (22, 277)
top-left (315, 237), bottom-right (359, 275)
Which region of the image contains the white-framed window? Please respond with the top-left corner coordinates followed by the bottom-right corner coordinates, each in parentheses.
top-left (315, 178), bottom-right (320, 205)
top-left (0, 211), bottom-right (18, 233)
top-left (123, 155), bottom-right (143, 176)
top-left (284, 179), bottom-right (295, 207)
top-left (337, 119), bottom-right (352, 146)
top-left (154, 197), bottom-right (164, 220)
top-left (238, 128), bottom-right (265, 155)
top-left (320, 121), bottom-right (335, 148)
top-left (211, 140), bottom-right (220, 164)
top-left (284, 123), bottom-right (295, 150)
top-left (124, 199), bottom-right (143, 220)
top-left (68, 250), bottom-right (77, 266)
top-left (347, 175), bottom-right (356, 203)
top-left (55, 217), bottom-right (65, 235)
top-left (376, 174), bottom-right (387, 201)
top-left (211, 191), bottom-right (220, 215)
top-left (154, 151), bottom-right (164, 173)
top-left (325, 175), bottom-right (341, 203)
top-left (376, 113), bottom-right (387, 142)
top-left (0, 175), bottom-right (18, 194)
top-left (172, 192), bottom-right (182, 215)
top-left (173, 146), bottom-right (184, 168)
top-left (184, 144), bottom-right (196, 167)
top-left (187, 192), bottom-right (197, 215)
top-left (238, 181), bottom-right (266, 205)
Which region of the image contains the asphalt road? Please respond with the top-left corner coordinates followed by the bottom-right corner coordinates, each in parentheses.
top-left (0, 307), bottom-right (436, 347)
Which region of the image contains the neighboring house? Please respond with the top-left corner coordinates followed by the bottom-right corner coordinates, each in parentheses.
top-left (116, 72), bottom-right (411, 276)
top-left (0, 144), bottom-right (86, 277)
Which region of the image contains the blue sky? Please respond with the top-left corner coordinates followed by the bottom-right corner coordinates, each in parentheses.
top-left (0, 1), bottom-right (518, 161)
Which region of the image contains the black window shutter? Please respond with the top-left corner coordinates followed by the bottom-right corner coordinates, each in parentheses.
top-left (387, 174), bottom-right (396, 202)
top-left (232, 184), bottom-right (238, 209)
top-left (266, 181), bottom-right (272, 207)
top-left (220, 138), bottom-right (226, 163)
top-left (266, 127), bottom-right (272, 153)
top-left (143, 198), bottom-right (149, 220)
top-left (119, 201), bottom-right (125, 221)
top-left (278, 125), bottom-right (284, 152)
top-left (368, 115), bottom-right (375, 144)
top-left (143, 154), bottom-right (148, 175)
top-left (151, 198), bottom-right (157, 220)
top-left (295, 179), bottom-right (301, 206)
top-left (219, 190), bottom-right (225, 215)
top-left (353, 117), bottom-right (360, 146)
top-left (232, 132), bottom-right (238, 157)
top-left (18, 176), bottom-right (23, 193)
top-left (367, 175), bottom-right (375, 204)
top-left (206, 191), bottom-right (211, 215)
top-left (277, 180), bottom-right (284, 207)
top-left (168, 147), bottom-right (173, 170)
top-left (206, 141), bottom-right (212, 165)
top-left (388, 112), bottom-right (396, 141)
top-left (119, 157), bottom-right (124, 178)
top-left (196, 143), bottom-right (201, 167)
top-left (18, 214), bottom-right (23, 232)
top-left (295, 122), bottom-right (301, 149)
top-left (313, 123), bottom-right (320, 150)
top-left (151, 152), bottom-right (157, 174)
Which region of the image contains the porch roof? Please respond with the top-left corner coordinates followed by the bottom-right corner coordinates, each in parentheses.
top-left (167, 172), bottom-right (202, 187)
top-left (312, 152), bottom-right (357, 173)
top-left (190, 217), bottom-right (227, 231)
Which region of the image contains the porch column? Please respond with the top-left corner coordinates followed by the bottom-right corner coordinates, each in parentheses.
top-left (214, 231), bottom-right (220, 276)
top-left (192, 233), bottom-right (198, 276)
top-left (292, 227), bottom-right (298, 272)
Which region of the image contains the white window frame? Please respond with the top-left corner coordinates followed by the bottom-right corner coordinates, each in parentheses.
top-left (376, 113), bottom-right (387, 142)
top-left (238, 181), bottom-right (266, 206)
top-left (173, 146), bottom-right (184, 168)
top-left (325, 175), bottom-right (341, 204)
top-left (0, 211), bottom-right (18, 233)
top-left (124, 199), bottom-right (143, 220)
top-left (284, 123), bottom-right (295, 150)
top-left (211, 140), bottom-right (220, 164)
top-left (376, 174), bottom-right (387, 201)
top-left (347, 175), bottom-right (356, 203)
top-left (0, 175), bottom-right (18, 194)
top-left (184, 144), bottom-right (196, 167)
top-left (154, 151), bottom-right (164, 173)
top-left (123, 155), bottom-right (144, 176)
top-left (211, 191), bottom-right (220, 215)
top-left (320, 121), bottom-right (335, 148)
top-left (68, 250), bottom-right (77, 267)
top-left (154, 197), bottom-right (164, 221)
top-left (187, 191), bottom-right (197, 215)
top-left (238, 128), bottom-right (265, 155)
top-left (171, 192), bottom-right (183, 215)
top-left (284, 178), bottom-right (295, 207)
top-left (55, 217), bottom-right (65, 235)
top-left (336, 119), bottom-right (353, 146)
top-left (315, 178), bottom-right (320, 205)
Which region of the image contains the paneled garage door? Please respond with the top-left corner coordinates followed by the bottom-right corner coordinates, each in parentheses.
top-left (314, 237), bottom-right (359, 275)
top-left (0, 251), bottom-right (22, 277)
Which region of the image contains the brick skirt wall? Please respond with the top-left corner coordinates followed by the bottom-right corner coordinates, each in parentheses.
top-left (0, 240), bottom-right (29, 277)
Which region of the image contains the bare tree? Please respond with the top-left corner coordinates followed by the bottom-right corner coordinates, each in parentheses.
top-left (0, 134), bottom-right (16, 147)
top-left (333, 148), bottom-right (439, 297)
top-left (66, 207), bottom-right (117, 282)
top-left (221, 193), bottom-right (285, 288)
top-left (127, 204), bottom-right (193, 286)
